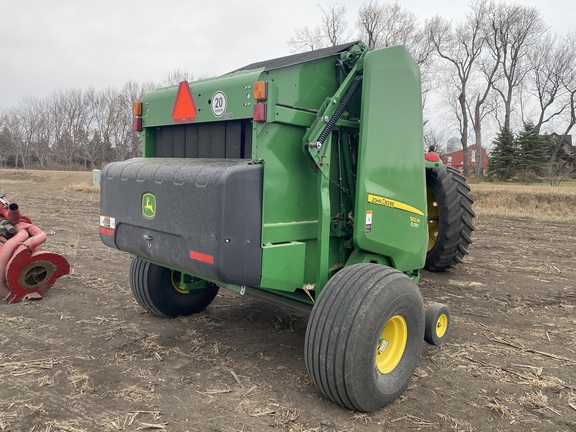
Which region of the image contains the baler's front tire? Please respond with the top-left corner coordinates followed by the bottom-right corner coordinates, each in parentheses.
top-left (425, 167), bottom-right (475, 271)
top-left (129, 258), bottom-right (219, 318)
top-left (305, 264), bottom-right (425, 412)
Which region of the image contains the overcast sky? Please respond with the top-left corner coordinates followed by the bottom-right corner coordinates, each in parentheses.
top-left (1, 0), bottom-right (574, 110)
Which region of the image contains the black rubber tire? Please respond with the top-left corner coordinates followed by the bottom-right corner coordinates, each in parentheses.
top-left (424, 303), bottom-right (451, 346)
top-left (305, 264), bottom-right (425, 412)
top-left (129, 258), bottom-right (219, 318)
top-left (425, 166), bottom-right (475, 271)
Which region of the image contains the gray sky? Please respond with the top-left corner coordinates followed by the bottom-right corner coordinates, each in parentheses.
top-left (1, 0), bottom-right (574, 110)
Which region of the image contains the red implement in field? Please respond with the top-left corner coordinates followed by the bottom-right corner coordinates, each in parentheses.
top-left (0, 195), bottom-right (70, 303)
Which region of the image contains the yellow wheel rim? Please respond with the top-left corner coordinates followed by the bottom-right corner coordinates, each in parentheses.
top-left (435, 313), bottom-right (448, 338)
top-left (376, 315), bottom-right (408, 374)
top-left (170, 271), bottom-right (189, 294)
top-left (427, 186), bottom-right (439, 252)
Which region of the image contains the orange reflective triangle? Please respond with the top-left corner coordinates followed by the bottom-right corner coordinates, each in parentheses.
top-left (172, 81), bottom-right (197, 123)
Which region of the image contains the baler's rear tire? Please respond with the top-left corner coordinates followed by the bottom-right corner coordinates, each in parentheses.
top-left (305, 264), bottom-right (425, 412)
top-left (425, 167), bottom-right (475, 272)
top-left (129, 258), bottom-right (219, 318)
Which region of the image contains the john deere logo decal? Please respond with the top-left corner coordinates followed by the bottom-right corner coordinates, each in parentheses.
top-left (142, 193), bottom-right (156, 219)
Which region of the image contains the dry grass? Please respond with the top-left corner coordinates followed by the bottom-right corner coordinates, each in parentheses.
top-left (0, 169), bottom-right (46, 184)
top-left (471, 182), bottom-right (576, 222)
top-left (65, 182), bottom-right (99, 193)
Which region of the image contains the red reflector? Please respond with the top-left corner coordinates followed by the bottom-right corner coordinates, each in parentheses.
top-left (172, 81), bottom-right (198, 123)
top-left (253, 103), bottom-right (266, 123)
top-left (100, 227), bottom-right (114, 237)
top-left (132, 117), bottom-right (142, 131)
top-left (425, 152), bottom-right (440, 162)
top-left (189, 250), bottom-right (214, 264)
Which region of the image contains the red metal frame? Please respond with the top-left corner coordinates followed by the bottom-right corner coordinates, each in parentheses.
top-left (0, 196), bottom-right (70, 303)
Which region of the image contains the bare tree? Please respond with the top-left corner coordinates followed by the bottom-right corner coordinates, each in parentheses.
top-left (321, 4), bottom-right (350, 46)
top-left (113, 80), bottom-right (155, 160)
top-left (469, 0), bottom-right (500, 177)
top-left (358, 2), bottom-right (434, 108)
top-left (527, 33), bottom-right (575, 133)
top-left (288, 3), bottom-right (350, 52)
top-left (28, 98), bottom-right (53, 168)
top-left (161, 69), bottom-right (194, 87)
top-left (358, 3), bottom-right (431, 64)
top-left (378, 3), bottom-right (417, 48)
top-left (426, 10), bottom-right (486, 177)
top-left (49, 88), bottom-right (96, 168)
top-left (357, 1), bottom-right (385, 49)
top-left (486, 2), bottom-right (545, 130)
top-left (288, 26), bottom-right (326, 52)
top-left (4, 111), bottom-right (27, 168)
top-left (424, 126), bottom-right (449, 155)
top-left (548, 33), bottom-right (576, 182)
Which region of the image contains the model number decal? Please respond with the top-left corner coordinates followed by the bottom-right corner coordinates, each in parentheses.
top-left (367, 194), bottom-right (424, 216)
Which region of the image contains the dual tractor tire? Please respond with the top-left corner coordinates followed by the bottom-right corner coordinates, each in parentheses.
top-left (129, 258), bottom-right (219, 318)
top-left (425, 167), bottom-right (475, 272)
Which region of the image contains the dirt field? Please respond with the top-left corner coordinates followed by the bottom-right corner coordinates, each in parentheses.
top-left (1, 170), bottom-right (575, 432)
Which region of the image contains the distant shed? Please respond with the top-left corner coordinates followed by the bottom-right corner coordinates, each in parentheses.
top-left (442, 144), bottom-right (489, 172)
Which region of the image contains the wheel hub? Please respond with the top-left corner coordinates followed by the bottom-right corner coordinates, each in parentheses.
top-left (426, 186), bottom-right (439, 252)
top-left (376, 315), bottom-right (408, 374)
top-left (435, 313), bottom-right (448, 338)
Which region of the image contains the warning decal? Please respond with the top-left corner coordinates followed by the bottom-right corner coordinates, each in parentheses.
top-left (172, 81), bottom-right (197, 123)
top-left (365, 210), bottom-right (373, 234)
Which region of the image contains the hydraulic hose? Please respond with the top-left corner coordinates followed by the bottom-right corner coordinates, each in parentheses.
top-left (0, 228), bottom-right (29, 299)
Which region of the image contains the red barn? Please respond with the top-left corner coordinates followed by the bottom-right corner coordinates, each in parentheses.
top-left (442, 144), bottom-right (489, 172)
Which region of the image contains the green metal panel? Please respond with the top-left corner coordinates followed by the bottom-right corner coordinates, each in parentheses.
top-left (141, 127), bottom-right (156, 157)
top-left (260, 242), bottom-right (306, 290)
top-left (142, 70), bottom-right (263, 128)
top-left (353, 46), bottom-right (427, 271)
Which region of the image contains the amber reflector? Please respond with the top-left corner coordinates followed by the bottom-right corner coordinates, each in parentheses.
top-left (133, 102), bottom-right (142, 116)
top-left (254, 81), bottom-right (267, 101)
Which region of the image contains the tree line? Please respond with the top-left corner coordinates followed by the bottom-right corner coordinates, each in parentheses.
top-left (289, 0), bottom-right (576, 180)
top-left (1, 1), bottom-right (575, 181)
top-left (0, 82), bottom-right (146, 170)
top-left (0, 71), bottom-right (192, 171)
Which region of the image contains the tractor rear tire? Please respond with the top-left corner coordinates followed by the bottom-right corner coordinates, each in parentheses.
top-left (129, 258), bottom-right (219, 318)
top-left (305, 264), bottom-right (425, 412)
top-left (425, 167), bottom-right (475, 272)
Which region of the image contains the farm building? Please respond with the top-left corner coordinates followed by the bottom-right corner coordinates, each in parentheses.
top-left (442, 144), bottom-right (489, 172)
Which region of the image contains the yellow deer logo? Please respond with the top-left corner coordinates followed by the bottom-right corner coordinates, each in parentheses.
top-left (142, 193), bottom-right (156, 219)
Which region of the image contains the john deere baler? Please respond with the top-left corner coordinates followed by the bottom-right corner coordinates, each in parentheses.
top-left (100, 42), bottom-right (474, 412)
